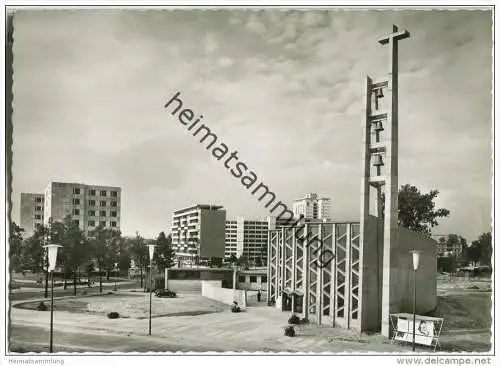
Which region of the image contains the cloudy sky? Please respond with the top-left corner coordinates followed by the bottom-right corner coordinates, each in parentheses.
top-left (11, 9), bottom-right (492, 241)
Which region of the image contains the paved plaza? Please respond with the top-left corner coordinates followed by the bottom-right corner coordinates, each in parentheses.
top-left (9, 286), bottom-right (490, 353)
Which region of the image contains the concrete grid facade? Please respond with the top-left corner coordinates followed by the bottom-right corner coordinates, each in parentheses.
top-left (20, 193), bottom-right (45, 237)
top-left (43, 182), bottom-right (122, 235)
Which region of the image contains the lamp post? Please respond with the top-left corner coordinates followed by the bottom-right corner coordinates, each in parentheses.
top-left (409, 250), bottom-right (421, 352)
top-left (147, 243), bottom-right (156, 336)
top-left (113, 262), bottom-right (118, 291)
top-left (43, 243), bottom-right (62, 353)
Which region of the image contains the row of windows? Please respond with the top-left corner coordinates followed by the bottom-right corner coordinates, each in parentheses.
top-left (72, 198), bottom-right (118, 207)
top-left (34, 214), bottom-right (44, 220)
top-left (73, 219), bottom-right (118, 228)
top-left (35, 206), bottom-right (43, 211)
top-left (82, 210), bottom-right (118, 217)
top-left (88, 200), bottom-right (118, 207)
top-left (34, 197), bottom-right (43, 203)
top-left (238, 275), bottom-right (267, 283)
top-left (73, 188), bottom-right (118, 197)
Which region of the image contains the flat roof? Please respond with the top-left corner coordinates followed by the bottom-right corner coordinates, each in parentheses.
top-left (173, 204), bottom-right (224, 215)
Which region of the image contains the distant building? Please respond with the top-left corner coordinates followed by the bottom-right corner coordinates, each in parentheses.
top-left (224, 216), bottom-right (293, 263)
top-left (225, 217), bottom-right (268, 262)
top-left (171, 204), bottom-right (226, 263)
top-left (20, 193), bottom-right (45, 237)
top-left (436, 236), bottom-right (464, 258)
top-left (42, 182), bottom-right (121, 235)
top-left (292, 193), bottom-right (331, 220)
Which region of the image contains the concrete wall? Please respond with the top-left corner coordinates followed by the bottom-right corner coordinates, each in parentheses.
top-left (360, 215), bottom-right (384, 331)
top-left (199, 209), bottom-right (226, 257)
top-left (360, 216), bottom-right (437, 332)
top-left (165, 279), bottom-right (202, 292)
top-left (393, 227), bottom-right (437, 314)
top-left (201, 280), bottom-right (247, 307)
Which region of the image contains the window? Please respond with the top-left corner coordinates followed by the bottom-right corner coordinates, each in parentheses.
top-left (111, 191), bottom-right (118, 197)
top-left (73, 188), bottom-right (80, 195)
top-left (100, 190), bottom-right (107, 197)
top-left (88, 200), bottom-right (95, 206)
top-left (73, 209), bottom-right (80, 216)
top-left (35, 197), bottom-right (43, 203)
top-left (261, 276), bottom-right (267, 283)
top-left (250, 276), bottom-right (257, 283)
top-left (110, 221), bottom-right (117, 228)
top-left (73, 219), bottom-right (80, 226)
top-left (34, 214), bottom-right (41, 220)
top-left (111, 211), bottom-right (117, 218)
top-left (89, 189), bottom-right (96, 196)
top-left (88, 220), bottom-right (95, 227)
top-left (89, 210), bottom-right (95, 217)
top-left (99, 221), bottom-right (106, 227)
top-left (110, 201), bottom-right (118, 207)
top-left (72, 198), bottom-right (80, 205)
top-left (100, 201), bottom-right (106, 207)
top-left (238, 276), bottom-right (245, 283)
top-left (100, 211), bottom-right (106, 217)
top-left (35, 206), bottom-right (42, 211)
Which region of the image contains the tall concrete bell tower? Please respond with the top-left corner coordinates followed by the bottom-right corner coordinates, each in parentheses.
top-left (359, 25), bottom-right (410, 336)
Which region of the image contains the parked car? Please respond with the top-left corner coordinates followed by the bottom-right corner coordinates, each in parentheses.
top-left (154, 289), bottom-right (177, 298)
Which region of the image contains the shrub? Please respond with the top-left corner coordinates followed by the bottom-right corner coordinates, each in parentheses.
top-left (37, 301), bottom-right (48, 311)
top-left (468, 285), bottom-right (480, 290)
top-left (81, 290), bottom-right (88, 296)
top-left (231, 302), bottom-right (241, 313)
top-left (107, 292), bottom-right (114, 295)
top-left (300, 317), bottom-right (309, 325)
top-left (288, 314), bottom-right (300, 325)
top-left (107, 312), bottom-right (120, 319)
top-left (284, 325), bottom-right (295, 337)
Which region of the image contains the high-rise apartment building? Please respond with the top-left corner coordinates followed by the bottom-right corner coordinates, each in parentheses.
top-left (42, 182), bottom-right (121, 235)
top-left (20, 193), bottom-right (45, 237)
top-left (224, 216), bottom-right (290, 263)
top-left (292, 193), bottom-right (331, 220)
top-left (171, 204), bottom-right (226, 261)
top-left (225, 217), bottom-right (268, 262)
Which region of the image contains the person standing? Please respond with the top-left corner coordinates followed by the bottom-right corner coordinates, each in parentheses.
top-left (257, 289), bottom-right (261, 302)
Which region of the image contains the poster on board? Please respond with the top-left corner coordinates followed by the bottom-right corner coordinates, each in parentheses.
top-left (394, 317), bottom-right (435, 346)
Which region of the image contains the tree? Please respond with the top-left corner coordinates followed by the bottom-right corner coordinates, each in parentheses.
top-left (468, 232), bottom-right (492, 267)
top-left (9, 222), bottom-right (24, 274)
top-left (228, 253), bottom-right (238, 265)
top-left (60, 216), bottom-right (87, 296)
top-left (130, 232), bottom-right (147, 288)
top-left (154, 232), bottom-right (175, 273)
top-left (89, 224), bottom-right (121, 293)
top-left (118, 237), bottom-right (131, 276)
top-left (21, 225), bottom-right (46, 276)
top-left (254, 256), bottom-right (263, 267)
top-left (22, 222), bottom-right (58, 298)
top-left (382, 184), bottom-right (450, 235)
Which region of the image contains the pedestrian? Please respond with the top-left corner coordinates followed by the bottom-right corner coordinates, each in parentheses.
top-left (257, 289), bottom-right (261, 302)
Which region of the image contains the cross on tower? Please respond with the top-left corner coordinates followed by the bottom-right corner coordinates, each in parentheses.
top-left (378, 24), bottom-right (410, 76)
top-left (378, 24), bottom-right (410, 45)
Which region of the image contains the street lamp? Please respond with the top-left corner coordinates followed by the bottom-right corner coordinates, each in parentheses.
top-left (409, 250), bottom-right (421, 352)
top-left (43, 243), bottom-right (62, 353)
top-left (147, 243), bottom-right (156, 336)
top-left (113, 262), bottom-right (118, 291)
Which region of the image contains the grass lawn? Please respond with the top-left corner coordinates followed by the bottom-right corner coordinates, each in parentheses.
top-left (428, 292), bottom-right (491, 332)
top-left (15, 292), bottom-right (229, 319)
